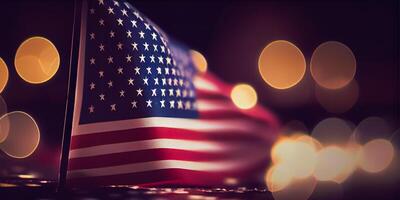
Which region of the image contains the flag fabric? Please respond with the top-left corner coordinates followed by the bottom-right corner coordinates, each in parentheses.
top-left (67, 0), bottom-right (279, 187)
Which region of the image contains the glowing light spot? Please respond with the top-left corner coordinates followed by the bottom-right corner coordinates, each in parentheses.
top-left (359, 139), bottom-right (394, 173)
top-left (230, 83), bottom-right (257, 109)
top-left (0, 58), bottom-right (9, 93)
top-left (314, 146), bottom-right (353, 181)
top-left (224, 177), bottom-right (239, 186)
top-left (311, 41), bottom-right (356, 89)
top-left (190, 50), bottom-right (207, 73)
top-left (315, 80), bottom-right (359, 113)
top-left (266, 164), bottom-right (293, 192)
top-left (311, 118), bottom-right (353, 146)
top-left (15, 36), bottom-right (60, 84)
top-left (0, 111), bottom-right (40, 158)
top-left (271, 136), bottom-right (318, 179)
top-left (0, 183), bottom-right (17, 188)
top-left (258, 40), bottom-right (306, 90)
top-left (17, 174), bottom-right (36, 179)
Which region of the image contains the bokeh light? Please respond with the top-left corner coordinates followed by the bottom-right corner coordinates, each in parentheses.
top-left (315, 80), bottom-right (359, 113)
top-left (0, 57), bottom-right (9, 93)
top-left (312, 118), bottom-right (353, 146)
top-left (266, 163), bottom-right (293, 192)
top-left (354, 117), bottom-right (392, 144)
top-left (258, 40), bottom-right (306, 89)
top-left (0, 108), bottom-right (10, 144)
top-left (0, 111), bottom-right (40, 158)
top-left (359, 139), bottom-right (394, 173)
top-left (314, 146), bottom-right (353, 182)
top-left (311, 41), bottom-right (356, 89)
top-left (230, 83), bottom-right (258, 109)
top-left (190, 50), bottom-right (208, 73)
top-left (14, 36), bottom-right (60, 84)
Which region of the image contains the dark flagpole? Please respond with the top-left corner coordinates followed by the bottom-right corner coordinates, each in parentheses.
top-left (58, 0), bottom-right (83, 191)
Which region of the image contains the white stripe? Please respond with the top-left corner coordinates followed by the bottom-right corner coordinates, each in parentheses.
top-left (73, 117), bottom-right (264, 136)
top-left (197, 100), bottom-right (236, 112)
top-left (69, 139), bottom-right (226, 159)
top-left (194, 76), bottom-right (220, 93)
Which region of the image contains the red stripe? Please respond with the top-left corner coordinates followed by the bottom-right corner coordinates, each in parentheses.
top-left (70, 127), bottom-right (274, 149)
top-left (68, 148), bottom-right (269, 170)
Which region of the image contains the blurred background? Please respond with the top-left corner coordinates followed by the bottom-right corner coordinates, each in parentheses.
top-left (0, 0), bottom-right (398, 200)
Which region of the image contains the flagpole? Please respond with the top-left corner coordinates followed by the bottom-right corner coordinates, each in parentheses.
top-left (58, 0), bottom-right (83, 191)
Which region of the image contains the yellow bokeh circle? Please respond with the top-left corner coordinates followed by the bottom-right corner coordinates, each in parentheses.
top-left (258, 40), bottom-right (306, 90)
top-left (190, 50), bottom-right (208, 73)
top-left (0, 58), bottom-right (9, 93)
top-left (230, 83), bottom-right (258, 109)
top-left (15, 36), bottom-right (60, 84)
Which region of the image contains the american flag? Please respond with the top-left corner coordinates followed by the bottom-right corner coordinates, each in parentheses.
top-left (66, 0), bottom-right (279, 186)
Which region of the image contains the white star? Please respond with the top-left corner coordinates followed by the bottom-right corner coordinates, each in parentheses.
top-left (166, 57), bottom-right (171, 65)
top-left (153, 44), bottom-right (158, 52)
top-left (151, 89), bottom-right (157, 96)
top-left (98, 0), bottom-right (104, 5)
top-left (176, 89), bottom-right (181, 97)
top-left (99, 19), bottom-right (105, 26)
top-left (171, 68), bottom-right (176, 75)
top-left (99, 71), bottom-right (104, 78)
top-left (168, 78), bottom-right (172, 86)
top-left (144, 23), bottom-right (151, 30)
top-left (143, 42), bottom-right (149, 51)
top-left (126, 30), bottom-right (132, 38)
top-left (131, 42), bottom-right (138, 50)
top-left (158, 56), bottom-right (164, 64)
top-left (162, 78), bottom-right (167, 85)
top-left (160, 100), bottom-right (165, 108)
top-left (107, 56), bottom-right (113, 63)
top-left (113, 0), bottom-right (119, 6)
top-left (107, 7), bottom-right (114, 14)
top-left (117, 42), bottom-right (123, 50)
top-left (121, 9), bottom-right (128, 16)
top-left (89, 82), bottom-right (95, 90)
top-left (110, 104), bottom-right (117, 111)
top-left (89, 33), bottom-right (95, 40)
top-left (126, 54), bottom-right (132, 62)
top-left (134, 67), bottom-right (140, 75)
top-left (160, 46), bottom-right (165, 53)
top-left (90, 57), bottom-right (95, 65)
top-left (151, 32), bottom-right (157, 40)
top-left (156, 67), bottom-right (162, 74)
top-left (117, 18), bottom-right (123, 26)
top-left (139, 54), bottom-right (145, 62)
top-left (177, 100), bottom-right (183, 109)
top-left (149, 55), bottom-right (155, 63)
top-left (138, 31), bottom-right (145, 38)
top-left (164, 68), bottom-right (169, 75)
top-left (146, 67), bottom-right (152, 74)
top-left (154, 78), bottom-right (159, 85)
top-left (182, 90), bottom-right (187, 97)
top-left (169, 89), bottom-right (174, 96)
top-left (185, 101), bottom-right (191, 110)
top-left (169, 100), bottom-right (175, 108)
top-left (117, 67), bottom-right (123, 74)
top-left (143, 77), bottom-right (149, 85)
top-left (136, 88), bottom-right (143, 96)
top-left (146, 99), bottom-right (152, 107)
top-left (89, 105), bottom-right (95, 113)
top-left (99, 94), bottom-right (105, 101)
top-left (90, 8), bottom-right (95, 14)
top-left (107, 80), bottom-right (113, 87)
top-left (109, 30), bottom-right (115, 38)
top-left (99, 43), bottom-right (105, 51)
top-left (119, 90), bottom-right (125, 97)
top-left (173, 78), bottom-right (178, 86)
top-left (131, 101), bottom-right (137, 108)
top-left (161, 89), bottom-right (166, 96)
top-left (128, 78), bottom-right (134, 85)
top-left (131, 20), bottom-right (137, 28)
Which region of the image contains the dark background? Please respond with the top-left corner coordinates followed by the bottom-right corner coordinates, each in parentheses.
top-left (0, 0), bottom-right (399, 199)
